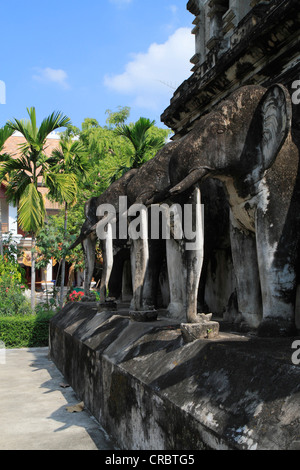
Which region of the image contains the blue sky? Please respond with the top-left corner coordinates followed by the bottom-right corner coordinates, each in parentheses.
top-left (0, 0), bottom-right (194, 130)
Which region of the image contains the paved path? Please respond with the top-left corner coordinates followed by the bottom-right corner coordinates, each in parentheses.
top-left (0, 347), bottom-right (117, 450)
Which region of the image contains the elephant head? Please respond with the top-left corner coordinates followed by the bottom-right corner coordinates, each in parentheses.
top-left (168, 84), bottom-right (292, 197)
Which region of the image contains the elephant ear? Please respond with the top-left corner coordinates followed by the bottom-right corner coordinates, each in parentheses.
top-left (258, 84), bottom-right (292, 170)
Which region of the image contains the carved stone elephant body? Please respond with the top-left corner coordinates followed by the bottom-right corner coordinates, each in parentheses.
top-left (72, 146), bottom-right (177, 310)
top-left (71, 169), bottom-right (138, 300)
top-left (168, 84), bottom-right (299, 335)
top-left (73, 84), bottom-right (299, 335)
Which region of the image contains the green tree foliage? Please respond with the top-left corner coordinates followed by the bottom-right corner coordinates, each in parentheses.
top-left (105, 106), bottom-right (131, 128)
top-left (22, 107), bottom-right (170, 302)
top-left (76, 108), bottom-right (171, 188)
top-left (0, 124), bottom-right (15, 256)
top-left (112, 117), bottom-right (168, 179)
top-left (0, 107), bottom-right (76, 309)
top-left (0, 124), bottom-right (14, 152)
top-left (49, 136), bottom-right (91, 305)
top-left (50, 107), bottom-right (171, 249)
top-left (36, 213), bottom-right (86, 285)
top-left (0, 256), bottom-right (31, 316)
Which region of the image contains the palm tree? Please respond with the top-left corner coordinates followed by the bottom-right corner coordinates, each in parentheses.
top-left (112, 117), bottom-right (166, 181)
top-left (0, 125), bottom-right (14, 256)
top-left (0, 107), bottom-right (76, 310)
top-left (0, 124), bottom-right (14, 152)
top-left (50, 136), bottom-right (91, 306)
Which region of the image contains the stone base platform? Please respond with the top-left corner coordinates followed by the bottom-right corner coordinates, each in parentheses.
top-left (181, 320), bottom-right (220, 342)
top-left (49, 302), bottom-right (300, 450)
top-left (97, 300), bottom-right (117, 311)
top-left (129, 309), bottom-right (158, 322)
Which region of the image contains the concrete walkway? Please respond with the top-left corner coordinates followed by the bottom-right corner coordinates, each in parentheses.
top-left (0, 347), bottom-right (117, 450)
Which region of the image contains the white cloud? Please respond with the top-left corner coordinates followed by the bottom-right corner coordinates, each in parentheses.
top-left (109, 0), bottom-right (133, 7)
top-left (33, 67), bottom-right (69, 89)
top-left (104, 27), bottom-right (194, 112)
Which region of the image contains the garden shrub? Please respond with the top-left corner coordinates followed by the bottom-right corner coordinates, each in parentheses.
top-left (0, 256), bottom-right (31, 316)
top-left (0, 255), bottom-right (58, 347)
top-left (0, 312), bottom-right (56, 348)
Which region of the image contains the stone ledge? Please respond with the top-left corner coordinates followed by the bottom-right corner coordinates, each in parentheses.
top-left (129, 310), bottom-right (158, 322)
top-left (49, 303), bottom-right (300, 450)
top-left (181, 320), bottom-right (220, 342)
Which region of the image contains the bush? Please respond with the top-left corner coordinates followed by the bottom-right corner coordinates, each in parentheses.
top-left (0, 256), bottom-right (31, 316)
top-left (0, 255), bottom-right (58, 347)
top-left (0, 312), bottom-right (56, 348)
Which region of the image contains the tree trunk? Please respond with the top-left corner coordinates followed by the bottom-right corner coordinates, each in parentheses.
top-left (60, 203), bottom-right (68, 308)
top-left (31, 235), bottom-right (36, 311)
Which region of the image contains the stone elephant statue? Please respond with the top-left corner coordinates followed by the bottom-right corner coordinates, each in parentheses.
top-left (70, 169), bottom-right (138, 303)
top-left (93, 142), bottom-right (181, 315)
top-left (70, 149), bottom-right (174, 313)
top-left (166, 83), bottom-right (299, 336)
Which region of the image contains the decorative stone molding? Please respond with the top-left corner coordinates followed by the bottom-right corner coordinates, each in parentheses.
top-left (187, 0), bottom-right (201, 16)
top-left (161, 0), bottom-right (299, 139)
top-left (207, 0), bottom-right (229, 42)
top-left (222, 8), bottom-right (237, 35)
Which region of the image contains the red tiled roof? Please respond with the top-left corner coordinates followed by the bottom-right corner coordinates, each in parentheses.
top-left (1, 133), bottom-right (63, 211)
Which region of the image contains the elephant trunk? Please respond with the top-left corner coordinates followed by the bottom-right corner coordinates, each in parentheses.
top-left (68, 222), bottom-right (96, 250)
top-left (169, 168), bottom-right (209, 196)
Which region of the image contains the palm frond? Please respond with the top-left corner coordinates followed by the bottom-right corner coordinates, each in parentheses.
top-left (113, 117), bottom-right (159, 168)
top-left (18, 183), bottom-right (45, 233)
top-left (0, 124), bottom-right (14, 152)
top-left (0, 155), bottom-right (32, 183)
top-left (38, 111), bottom-right (71, 143)
top-left (49, 137), bottom-right (91, 181)
top-left (146, 135), bottom-right (166, 150)
top-left (7, 116), bottom-right (39, 159)
top-left (26, 107), bottom-right (38, 140)
top-left (45, 172), bottom-right (77, 204)
top-left (4, 171), bottom-right (32, 205)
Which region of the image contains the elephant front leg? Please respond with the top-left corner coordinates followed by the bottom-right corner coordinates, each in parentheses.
top-left (166, 236), bottom-right (186, 321)
top-left (129, 207), bottom-right (157, 321)
top-left (82, 234), bottom-right (97, 297)
top-left (184, 187), bottom-right (205, 323)
top-left (130, 236), bottom-right (148, 311)
top-left (180, 187), bottom-right (220, 341)
top-left (99, 224), bottom-right (114, 304)
top-left (255, 207), bottom-right (297, 336)
top-left (229, 217), bottom-right (263, 329)
top-left (129, 206), bottom-right (149, 311)
top-left (165, 203), bottom-right (186, 321)
top-left (142, 238), bottom-right (165, 310)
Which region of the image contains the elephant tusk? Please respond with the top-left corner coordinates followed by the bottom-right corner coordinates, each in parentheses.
top-left (169, 168), bottom-right (208, 196)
